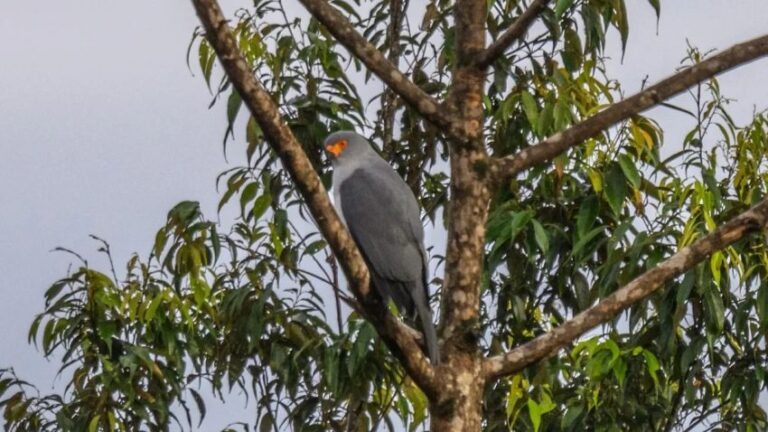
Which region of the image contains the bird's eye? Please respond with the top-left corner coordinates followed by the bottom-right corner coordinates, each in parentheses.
top-left (325, 139), bottom-right (348, 157)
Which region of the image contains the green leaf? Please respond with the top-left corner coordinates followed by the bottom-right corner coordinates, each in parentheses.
top-left (107, 412), bottom-right (117, 431)
top-left (42, 319), bottom-right (55, 353)
top-left (572, 226), bottom-right (605, 259)
top-left (531, 219), bottom-right (549, 254)
top-left (198, 41), bottom-right (214, 89)
top-left (561, 404), bottom-right (583, 429)
top-left (153, 228), bottom-right (168, 258)
top-left (191, 277), bottom-right (211, 306)
top-left (189, 388), bottom-right (206, 427)
top-left (704, 284), bottom-right (725, 332)
top-left (304, 240), bottom-right (327, 256)
top-left (613, 357), bottom-right (627, 386)
top-left (239, 182), bottom-right (259, 216)
top-left (97, 321), bottom-right (118, 343)
top-left (144, 293), bottom-right (164, 322)
top-left (269, 223), bottom-right (284, 259)
top-left (505, 375), bottom-right (525, 418)
top-left (604, 164), bottom-right (628, 215)
top-left (647, 0), bottom-right (661, 19)
top-left (642, 350), bottom-right (661, 389)
top-left (225, 90), bottom-right (242, 140)
top-left (617, 154), bottom-right (642, 188)
top-left (323, 348), bottom-right (339, 395)
top-left (252, 194), bottom-right (271, 220)
top-left (88, 414), bottom-right (101, 432)
top-left (350, 323), bottom-right (375, 375)
top-left (510, 210), bottom-right (534, 239)
top-left (527, 394), bottom-right (555, 432)
top-left (553, 98), bottom-right (572, 131)
top-left (259, 413), bottom-right (274, 432)
top-left (710, 251), bottom-right (723, 286)
top-left (404, 381), bottom-right (428, 430)
top-left (587, 169), bottom-right (603, 193)
top-left (555, 0), bottom-right (575, 19)
top-left (246, 116), bottom-right (262, 162)
top-left (210, 224), bottom-right (221, 263)
top-left (758, 282), bottom-right (768, 327)
top-left (562, 26), bottom-right (583, 72)
top-left (520, 90), bottom-right (539, 130)
top-left (218, 173), bottom-right (245, 213)
top-left (677, 271), bottom-right (695, 304)
top-left (576, 196), bottom-right (599, 238)
top-left (537, 102), bottom-right (554, 137)
top-left (613, 0), bottom-right (630, 53)
top-left (680, 337), bottom-right (704, 374)
top-left (28, 315), bottom-right (42, 346)
top-left (168, 200), bottom-right (200, 225)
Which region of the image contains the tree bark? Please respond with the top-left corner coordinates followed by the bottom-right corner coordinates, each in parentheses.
top-left (432, 0), bottom-right (489, 428)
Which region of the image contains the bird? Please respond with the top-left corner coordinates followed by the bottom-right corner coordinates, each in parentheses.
top-left (323, 131), bottom-right (439, 364)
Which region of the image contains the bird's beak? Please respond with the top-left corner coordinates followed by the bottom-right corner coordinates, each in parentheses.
top-left (325, 139), bottom-right (347, 157)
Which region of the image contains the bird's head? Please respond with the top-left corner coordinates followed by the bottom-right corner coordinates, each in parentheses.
top-left (323, 131), bottom-right (375, 164)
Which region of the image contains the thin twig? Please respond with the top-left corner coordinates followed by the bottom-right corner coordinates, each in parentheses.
top-left (475, 0), bottom-right (551, 69)
top-left (380, 0), bottom-right (408, 158)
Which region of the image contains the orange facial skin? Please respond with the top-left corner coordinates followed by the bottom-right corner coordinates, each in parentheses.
top-left (325, 139), bottom-right (347, 157)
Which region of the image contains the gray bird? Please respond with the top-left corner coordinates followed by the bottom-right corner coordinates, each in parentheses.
top-left (324, 131), bottom-right (439, 364)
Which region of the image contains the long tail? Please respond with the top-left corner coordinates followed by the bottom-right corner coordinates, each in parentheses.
top-left (415, 298), bottom-right (440, 364)
top-left (380, 277), bottom-right (440, 364)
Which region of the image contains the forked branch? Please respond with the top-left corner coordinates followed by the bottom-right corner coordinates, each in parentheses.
top-left (190, 0), bottom-right (439, 397)
top-left (483, 197), bottom-right (768, 379)
top-left (297, 0), bottom-right (452, 132)
top-left (475, 0), bottom-right (551, 69)
top-left (490, 34), bottom-right (768, 183)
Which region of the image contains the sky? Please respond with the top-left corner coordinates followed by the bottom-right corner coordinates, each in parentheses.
top-left (1, 0), bottom-right (768, 430)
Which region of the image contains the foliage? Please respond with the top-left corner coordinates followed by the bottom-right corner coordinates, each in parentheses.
top-left (3, 0), bottom-right (768, 431)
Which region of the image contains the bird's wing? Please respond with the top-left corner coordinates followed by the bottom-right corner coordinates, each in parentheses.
top-left (338, 167), bottom-right (424, 283)
top-left (339, 166), bottom-right (440, 363)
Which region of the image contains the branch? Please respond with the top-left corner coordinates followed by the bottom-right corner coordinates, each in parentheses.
top-left (483, 197), bottom-right (768, 379)
top-left (489, 34), bottom-right (768, 183)
top-left (475, 0), bottom-right (551, 69)
top-left (190, 0), bottom-right (438, 397)
top-left (380, 0), bottom-right (407, 159)
top-left (297, 0), bottom-right (452, 132)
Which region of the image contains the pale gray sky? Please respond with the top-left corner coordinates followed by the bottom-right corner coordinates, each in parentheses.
top-left (1, 0), bottom-right (767, 430)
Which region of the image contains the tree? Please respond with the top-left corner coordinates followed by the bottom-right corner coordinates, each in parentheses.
top-left (2, 0), bottom-right (768, 430)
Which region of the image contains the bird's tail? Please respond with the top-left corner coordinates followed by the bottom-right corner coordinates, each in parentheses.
top-left (382, 277), bottom-right (440, 364)
top-left (415, 299), bottom-right (440, 364)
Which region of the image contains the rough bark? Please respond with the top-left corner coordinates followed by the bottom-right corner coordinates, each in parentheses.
top-left (490, 33), bottom-right (768, 183)
top-left (191, 0), bottom-right (439, 398)
top-left (432, 0), bottom-right (489, 429)
top-left (483, 196), bottom-right (768, 379)
top-left (475, 0), bottom-right (551, 69)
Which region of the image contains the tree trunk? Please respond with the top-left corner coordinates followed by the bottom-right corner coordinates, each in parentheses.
top-left (430, 354), bottom-right (486, 431)
top-left (432, 0), bottom-right (489, 428)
